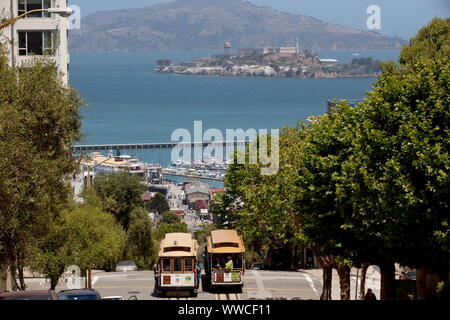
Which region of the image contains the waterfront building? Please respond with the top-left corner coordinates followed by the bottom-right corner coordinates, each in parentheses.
top-left (0, 0), bottom-right (70, 84)
top-left (80, 152), bottom-right (146, 187)
top-left (185, 181), bottom-right (211, 205)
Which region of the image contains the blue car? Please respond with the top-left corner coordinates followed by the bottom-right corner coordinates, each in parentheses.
top-left (58, 289), bottom-right (101, 300)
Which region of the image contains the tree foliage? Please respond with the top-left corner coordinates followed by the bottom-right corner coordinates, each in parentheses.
top-left (161, 211), bottom-right (180, 224)
top-left (32, 204), bottom-right (125, 289)
top-left (0, 45), bottom-right (83, 286)
top-left (125, 207), bottom-right (154, 270)
top-left (194, 224), bottom-right (218, 260)
top-left (400, 18), bottom-right (450, 66)
top-left (146, 192), bottom-right (170, 215)
top-left (153, 223), bottom-right (189, 242)
top-left (219, 133), bottom-right (307, 269)
top-left (92, 171), bottom-right (146, 230)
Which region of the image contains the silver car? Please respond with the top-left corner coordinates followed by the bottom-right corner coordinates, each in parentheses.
top-left (115, 261), bottom-right (138, 272)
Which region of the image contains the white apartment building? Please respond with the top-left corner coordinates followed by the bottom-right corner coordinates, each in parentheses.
top-left (0, 0), bottom-right (70, 84)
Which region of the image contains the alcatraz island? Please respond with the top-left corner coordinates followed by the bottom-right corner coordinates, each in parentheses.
top-left (155, 42), bottom-right (382, 79)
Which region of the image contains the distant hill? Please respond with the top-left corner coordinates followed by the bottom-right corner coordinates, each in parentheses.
top-left (69, 0), bottom-right (404, 52)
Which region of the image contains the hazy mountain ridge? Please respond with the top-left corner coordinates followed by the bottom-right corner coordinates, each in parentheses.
top-left (69, 0), bottom-right (404, 52)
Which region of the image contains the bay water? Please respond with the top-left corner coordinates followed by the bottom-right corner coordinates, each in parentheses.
top-left (70, 50), bottom-right (400, 185)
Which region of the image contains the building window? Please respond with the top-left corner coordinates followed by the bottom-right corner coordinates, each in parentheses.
top-left (18, 0), bottom-right (52, 18)
top-left (18, 31), bottom-right (55, 56)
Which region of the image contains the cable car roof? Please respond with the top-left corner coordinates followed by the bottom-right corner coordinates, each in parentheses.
top-left (206, 230), bottom-right (245, 253)
top-left (159, 233), bottom-right (198, 257)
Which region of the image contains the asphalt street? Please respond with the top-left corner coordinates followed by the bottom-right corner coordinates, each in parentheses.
top-left (24, 270), bottom-right (325, 300)
top-left (24, 266), bottom-right (381, 300)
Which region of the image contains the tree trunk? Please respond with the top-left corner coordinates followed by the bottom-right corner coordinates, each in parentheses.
top-left (380, 263), bottom-right (396, 300)
top-left (9, 264), bottom-right (20, 291)
top-left (336, 264), bottom-right (351, 300)
top-left (359, 264), bottom-right (370, 300)
top-left (17, 264), bottom-right (26, 291)
top-left (416, 269), bottom-right (428, 300)
top-left (50, 276), bottom-right (59, 290)
top-left (321, 265), bottom-right (333, 300)
top-left (290, 243), bottom-right (297, 270)
top-left (311, 246), bottom-right (334, 300)
top-left (88, 268), bottom-right (92, 289)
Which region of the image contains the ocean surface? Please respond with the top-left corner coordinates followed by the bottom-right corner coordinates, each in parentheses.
top-left (70, 49), bottom-right (400, 178)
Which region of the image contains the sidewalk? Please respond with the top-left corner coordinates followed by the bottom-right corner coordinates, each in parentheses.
top-left (301, 266), bottom-right (381, 300)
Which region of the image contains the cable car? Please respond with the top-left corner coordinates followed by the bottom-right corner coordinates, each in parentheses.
top-left (154, 233), bottom-right (199, 297)
top-left (203, 229), bottom-right (245, 292)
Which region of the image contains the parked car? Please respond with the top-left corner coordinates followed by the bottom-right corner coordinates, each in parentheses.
top-left (0, 290), bottom-right (58, 300)
top-left (57, 289), bottom-right (101, 300)
top-left (102, 296), bottom-right (124, 300)
top-left (102, 295), bottom-right (138, 300)
top-left (404, 270), bottom-right (417, 280)
top-left (250, 262), bottom-right (263, 270)
top-left (115, 261), bottom-right (138, 272)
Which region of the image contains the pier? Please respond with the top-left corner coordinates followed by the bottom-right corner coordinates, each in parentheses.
top-left (72, 141), bottom-right (248, 152)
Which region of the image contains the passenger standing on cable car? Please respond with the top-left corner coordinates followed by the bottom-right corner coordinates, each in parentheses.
top-left (225, 256), bottom-right (234, 270)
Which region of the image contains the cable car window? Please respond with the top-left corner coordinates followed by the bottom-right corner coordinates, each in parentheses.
top-left (173, 258), bottom-right (182, 272)
top-left (184, 258), bottom-right (193, 272)
top-left (162, 259), bottom-right (171, 272)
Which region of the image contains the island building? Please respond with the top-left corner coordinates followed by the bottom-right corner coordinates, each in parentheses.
top-left (319, 58), bottom-right (338, 65)
top-left (0, 0), bottom-right (70, 84)
top-left (237, 46), bottom-right (299, 56)
top-left (157, 59), bottom-right (172, 67)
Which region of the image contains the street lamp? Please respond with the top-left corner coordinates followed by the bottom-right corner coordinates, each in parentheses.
top-left (0, 7), bottom-right (73, 30)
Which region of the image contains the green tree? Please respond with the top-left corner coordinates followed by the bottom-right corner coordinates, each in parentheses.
top-left (146, 192), bottom-right (170, 215)
top-left (32, 204), bottom-right (125, 289)
top-left (125, 207), bottom-right (155, 270)
top-left (219, 133), bottom-right (306, 271)
top-left (161, 211), bottom-right (180, 224)
top-left (91, 171), bottom-right (146, 230)
top-left (295, 104), bottom-right (367, 300)
top-left (399, 18), bottom-right (450, 66)
top-left (153, 223), bottom-right (189, 242)
top-left (343, 56), bottom-right (450, 299)
top-left (152, 222), bottom-right (189, 263)
top-left (194, 224), bottom-right (218, 260)
top-left (0, 46), bottom-right (83, 289)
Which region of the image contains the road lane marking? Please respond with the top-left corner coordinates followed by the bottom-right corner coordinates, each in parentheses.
top-left (93, 285), bottom-right (153, 289)
top-left (214, 293), bottom-right (240, 300)
top-left (245, 288), bottom-right (312, 292)
top-left (249, 270), bottom-right (272, 299)
top-left (252, 270), bottom-right (265, 290)
top-left (303, 274), bottom-right (320, 298)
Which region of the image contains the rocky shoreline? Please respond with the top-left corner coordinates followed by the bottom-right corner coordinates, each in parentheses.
top-left (155, 51), bottom-right (382, 79)
top-left (156, 64), bottom-right (379, 79)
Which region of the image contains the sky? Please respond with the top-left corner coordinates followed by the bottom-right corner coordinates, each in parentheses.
top-left (69, 0), bottom-right (450, 39)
